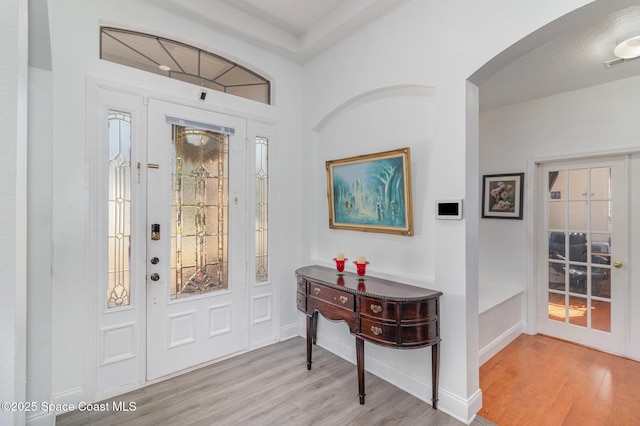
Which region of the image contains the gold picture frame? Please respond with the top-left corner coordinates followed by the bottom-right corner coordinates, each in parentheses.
top-left (326, 147), bottom-right (413, 236)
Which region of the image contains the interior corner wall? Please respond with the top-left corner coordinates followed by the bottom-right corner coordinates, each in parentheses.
top-left (300, 0), bottom-right (591, 421)
top-left (26, 67), bottom-right (54, 426)
top-left (464, 80), bottom-right (481, 398)
top-left (479, 74), bottom-right (640, 359)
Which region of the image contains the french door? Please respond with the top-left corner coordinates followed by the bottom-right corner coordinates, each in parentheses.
top-left (537, 157), bottom-right (628, 355)
top-left (146, 100), bottom-right (248, 380)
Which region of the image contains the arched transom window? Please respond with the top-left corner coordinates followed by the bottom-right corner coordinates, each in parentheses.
top-left (100, 27), bottom-right (271, 104)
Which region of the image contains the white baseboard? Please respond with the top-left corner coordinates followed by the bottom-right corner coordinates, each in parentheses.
top-left (465, 389), bottom-right (484, 424)
top-left (314, 332), bottom-right (481, 424)
top-left (53, 386), bottom-right (84, 406)
top-left (279, 322), bottom-right (300, 341)
top-left (479, 321), bottom-right (523, 366)
top-left (26, 412), bottom-right (55, 426)
top-left (250, 337), bottom-right (278, 351)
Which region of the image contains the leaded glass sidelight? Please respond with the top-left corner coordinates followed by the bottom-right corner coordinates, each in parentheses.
top-left (107, 110), bottom-right (132, 308)
top-left (255, 136), bottom-right (269, 282)
top-left (171, 125), bottom-right (229, 299)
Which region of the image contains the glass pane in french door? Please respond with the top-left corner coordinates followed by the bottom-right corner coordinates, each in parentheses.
top-left (170, 125), bottom-right (229, 299)
top-left (546, 166), bottom-right (612, 332)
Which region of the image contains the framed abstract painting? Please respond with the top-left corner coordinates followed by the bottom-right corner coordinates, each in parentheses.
top-left (326, 148), bottom-right (413, 236)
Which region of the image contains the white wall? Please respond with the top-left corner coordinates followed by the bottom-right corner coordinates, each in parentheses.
top-left (301, 0), bottom-right (591, 422)
top-left (0, 0), bottom-right (28, 425)
top-left (26, 67), bottom-right (54, 426)
top-left (480, 74), bottom-right (640, 359)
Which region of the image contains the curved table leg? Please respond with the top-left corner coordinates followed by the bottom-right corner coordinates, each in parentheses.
top-left (312, 311), bottom-right (318, 345)
top-left (356, 337), bottom-right (365, 404)
top-left (306, 314), bottom-right (314, 370)
top-left (431, 342), bottom-right (440, 409)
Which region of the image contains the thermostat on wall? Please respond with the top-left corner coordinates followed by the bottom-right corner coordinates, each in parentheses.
top-left (436, 199), bottom-right (463, 220)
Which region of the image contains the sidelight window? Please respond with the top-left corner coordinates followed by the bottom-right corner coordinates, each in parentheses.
top-left (107, 110), bottom-right (132, 308)
top-left (255, 136), bottom-right (269, 282)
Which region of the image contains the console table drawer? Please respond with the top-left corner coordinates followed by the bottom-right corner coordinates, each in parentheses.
top-left (360, 317), bottom-right (397, 345)
top-left (297, 276), bottom-right (307, 293)
top-left (401, 320), bottom-right (439, 347)
top-left (359, 297), bottom-right (396, 320)
top-left (308, 298), bottom-right (357, 332)
top-left (400, 299), bottom-right (439, 321)
top-left (296, 292), bottom-right (306, 312)
top-left (309, 282), bottom-right (354, 310)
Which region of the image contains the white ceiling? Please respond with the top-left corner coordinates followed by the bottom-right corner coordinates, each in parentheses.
top-left (221, 0), bottom-right (348, 36)
top-left (145, 0), bottom-right (407, 62)
top-left (145, 0), bottom-right (640, 110)
top-left (478, 1), bottom-right (640, 110)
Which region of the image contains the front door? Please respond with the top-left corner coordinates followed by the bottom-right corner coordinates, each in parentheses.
top-left (146, 100), bottom-right (248, 380)
top-left (537, 157), bottom-right (628, 355)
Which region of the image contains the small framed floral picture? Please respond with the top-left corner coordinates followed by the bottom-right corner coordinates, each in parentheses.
top-left (482, 173), bottom-right (524, 219)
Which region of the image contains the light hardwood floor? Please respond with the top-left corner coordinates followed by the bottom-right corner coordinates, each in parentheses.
top-left (57, 337), bottom-right (491, 426)
top-left (478, 334), bottom-right (640, 426)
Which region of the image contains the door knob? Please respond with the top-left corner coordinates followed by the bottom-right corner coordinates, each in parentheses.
top-left (613, 261), bottom-right (623, 268)
top-left (150, 257), bottom-right (159, 265)
top-left (150, 273), bottom-right (160, 281)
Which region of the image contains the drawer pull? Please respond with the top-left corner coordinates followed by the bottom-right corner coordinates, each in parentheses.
top-left (370, 304), bottom-right (382, 314)
top-left (371, 326), bottom-right (383, 336)
top-left (339, 295), bottom-right (348, 304)
top-left (314, 287), bottom-right (321, 295)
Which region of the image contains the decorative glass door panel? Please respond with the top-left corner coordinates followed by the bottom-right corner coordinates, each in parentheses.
top-left (547, 166), bottom-right (612, 331)
top-left (146, 100), bottom-right (247, 380)
top-left (539, 157), bottom-right (627, 354)
top-left (170, 126), bottom-right (229, 299)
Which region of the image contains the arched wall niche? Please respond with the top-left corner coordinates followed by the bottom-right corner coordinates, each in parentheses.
top-left (311, 84), bottom-right (438, 280)
top-left (313, 84), bottom-right (436, 132)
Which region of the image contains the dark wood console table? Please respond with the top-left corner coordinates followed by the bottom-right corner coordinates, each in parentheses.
top-left (295, 265), bottom-right (442, 409)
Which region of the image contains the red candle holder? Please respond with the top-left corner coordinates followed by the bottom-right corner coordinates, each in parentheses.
top-left (354, 261), bottom-right (369, 279)
top-left (333, 258), bottom-right (348, 275)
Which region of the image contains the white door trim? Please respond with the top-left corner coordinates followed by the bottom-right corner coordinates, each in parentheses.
top-left (85, 77), bottom-right (279, 404)
top-left (528, 153), bottom-right (631, 356)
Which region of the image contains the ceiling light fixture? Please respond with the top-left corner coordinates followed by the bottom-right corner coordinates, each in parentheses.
top-left (158, 64), bottom-right (171, 71)
top-left (613, 35), bottom-right (640, 59)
